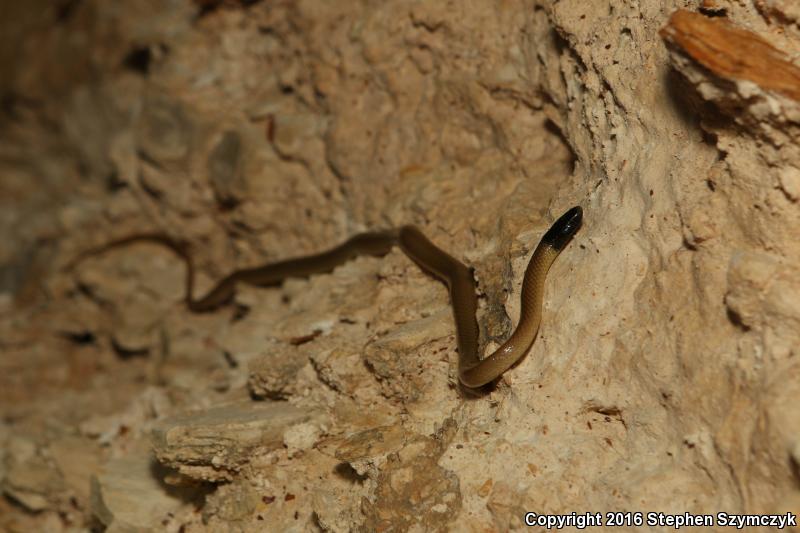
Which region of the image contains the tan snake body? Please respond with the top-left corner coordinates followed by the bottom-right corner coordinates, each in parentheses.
top-left (70, 206), bottom-right (582, 388)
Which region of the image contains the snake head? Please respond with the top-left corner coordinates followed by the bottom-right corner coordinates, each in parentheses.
top-left (542, 206), bottom-right (583, 251)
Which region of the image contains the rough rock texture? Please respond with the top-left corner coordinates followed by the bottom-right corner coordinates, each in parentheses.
top-left (2, 0), bottom-right (800, 531)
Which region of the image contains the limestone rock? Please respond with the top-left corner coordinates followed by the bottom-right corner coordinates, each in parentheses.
top-left (5, 0), bottom-right (800, 530)
top-left (151, 401), bottom-right (326, 481)
top-left (90, 451), bottom-right (202, 532)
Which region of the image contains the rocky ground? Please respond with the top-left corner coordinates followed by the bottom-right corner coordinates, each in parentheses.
top-left (1, 1), bottom-right (800, 531)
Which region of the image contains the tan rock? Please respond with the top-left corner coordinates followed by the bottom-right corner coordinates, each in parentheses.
top-left (90, 450), bottom-right (201, 531)
top-left (151, 401), bottom-right (325, 481)
top-left (5, 0), bottom-right (800, 530)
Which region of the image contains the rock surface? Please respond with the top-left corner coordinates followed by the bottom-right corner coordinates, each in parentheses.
top-left (2, 0), bottom-right (800, 531)
top-left (90, 449), bottom-right (204, 532)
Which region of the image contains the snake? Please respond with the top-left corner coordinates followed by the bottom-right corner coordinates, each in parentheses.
top-left (69, 206), bottom-right (582, 388)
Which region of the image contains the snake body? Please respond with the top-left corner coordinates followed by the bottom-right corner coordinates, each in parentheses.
top-left (71, 206), bottom-right (582, 387)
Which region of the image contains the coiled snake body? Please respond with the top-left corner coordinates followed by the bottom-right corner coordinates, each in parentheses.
top-left (71, 206), bottom-right (582, 388)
